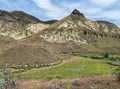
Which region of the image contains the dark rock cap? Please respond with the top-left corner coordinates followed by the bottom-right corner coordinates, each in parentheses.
top-left (71, 9), bottom-right (85, 17)
top-left (72, 9), bottom-right (80, 14)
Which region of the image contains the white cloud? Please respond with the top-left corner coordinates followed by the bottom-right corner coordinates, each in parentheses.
top-left (91, 0), bottom-right (118, 7)
top-left (84, 8), bottom-right (102, 15)
top-left (0, 0), bottom-right (33, 11)
top-left (61, 0), bottom-right (102, 15)
top-left (62, 2), bottom-right (81, 10)
top-left (60, 0), bottom-right (120, 25)
top-left (32, 0), bottom-right (68, 19)
top-left (92, 10), bottom-right (120, 19)
top-left (1, 0), bottom-right (119, 26)
top-left (32, 0), bottom-right (119, 25)
top-left (0, 0), bottom-right (13, 9)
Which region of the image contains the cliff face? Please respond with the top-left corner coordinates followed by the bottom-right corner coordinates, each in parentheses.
top-left (39, 9), bottom-right (120, 45)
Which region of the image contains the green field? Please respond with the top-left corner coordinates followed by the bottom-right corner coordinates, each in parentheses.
top-left (13, 58), bottom-right (116, 80)
top-left (79, 52), bottom-right (120, 66)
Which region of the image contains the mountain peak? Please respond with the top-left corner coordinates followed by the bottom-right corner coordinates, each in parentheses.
top-left (71, 9), bottom-right (85, 17)
top-left (72, 9), bottom-right (80, 14)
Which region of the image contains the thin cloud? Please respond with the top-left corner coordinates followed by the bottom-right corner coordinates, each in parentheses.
top-left (0, 0), bottom-right (14, 10)
top-left (32, 0), bottom-right (120, 26)
top-left (92, 10), bottom-right (120, 19)
top-left (32, 0), bottom-right (68, 19)
top-left (90, 0), bottom-right (118, 7)
top-left (0, 0), bottom-right (119, 26)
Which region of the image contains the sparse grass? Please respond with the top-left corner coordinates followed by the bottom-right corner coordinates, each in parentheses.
top-left (13, 58), bottom-right (115, 80)
top-left (79, 52), bottom-right (120, 66)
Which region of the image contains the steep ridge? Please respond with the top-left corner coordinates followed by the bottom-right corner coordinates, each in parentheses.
top-left (40, 9), bottom-right (120, 44)
top-left (0, 10), bottom-right (49, 40)
top-left (37, 9), bottom-right (120, 52)
top-left (10, 11), bottom-right (42, 25)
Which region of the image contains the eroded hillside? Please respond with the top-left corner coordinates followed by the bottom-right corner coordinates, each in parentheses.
top-left (40, 9), bottom-right (120, 45)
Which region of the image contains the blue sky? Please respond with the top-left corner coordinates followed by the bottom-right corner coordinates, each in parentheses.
top-left (0, 0), bottom-right (120, 26)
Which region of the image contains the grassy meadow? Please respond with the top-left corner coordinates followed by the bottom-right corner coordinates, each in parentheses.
top-left (13, 57), bottom-right (116, 80)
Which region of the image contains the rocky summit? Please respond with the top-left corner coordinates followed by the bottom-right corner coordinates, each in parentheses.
top-left (71, 9), bottom-right (85, 17)
top-left (72, 9), bottom-right (80, 14)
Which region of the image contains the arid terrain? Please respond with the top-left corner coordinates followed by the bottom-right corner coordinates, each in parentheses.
top-left (14, 75), bottom-right (120, 89)
top-left (0, 8), bottom-right (120, 89)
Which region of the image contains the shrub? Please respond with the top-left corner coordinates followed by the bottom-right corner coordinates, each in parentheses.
top-left (55, 75), bottom-right (63, 79)
top-left (43, 76), bottom-right (53, 80)
top-left (115, 66), bottom-right (120, 82)
top-left (103, 53), bottom-right (109, 58)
